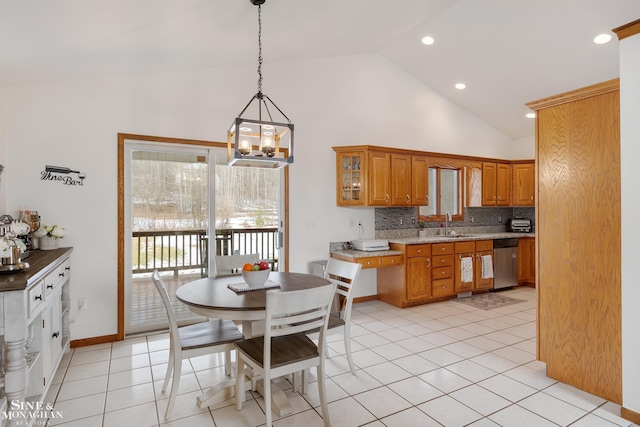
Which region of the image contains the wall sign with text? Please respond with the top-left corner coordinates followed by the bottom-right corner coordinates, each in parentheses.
top-left (41, 165), bottom-right (86, 186)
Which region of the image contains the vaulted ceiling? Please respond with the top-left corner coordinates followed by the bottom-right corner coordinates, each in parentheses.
top-left (1, 0), bottom-right (638, 139)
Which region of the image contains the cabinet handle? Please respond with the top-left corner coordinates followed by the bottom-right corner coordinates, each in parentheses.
top-left (366, 261), bottom-right (371, 265)
top-left (441, 259), bottom-right (445, 263)
top-left (59, 272), bottom-right (65, 277)
top-left (441, 271), bottom-right (446, 275)
top-left (493, 196), bottom-right (496, 201)
top-left (47, 284), bottom-right (54, 289)
top-left (406, 194), bottom-right (410, 204)
top-left (52, 331), bottom-right (60, 338)
top-left (441, 285), bottom-right (446, 289)
top-left (417, 249), bottom-right (422, 253)
top-left (497, 196), bottom-right (502, 201)
top-left (385, 194), bottom-right (390, 204)
top-left (65, 266), bottom-right (71, 271)
top-left (425, 195), bottom-right (429, 204)
top-left (35, 295), bottom-right (42, 301)
top-left (427, 257), bottom-right (431, 267)
top-left (530, 196), bottom-right (534, 201)
top-left (441, 247), bottom-right (446, 251)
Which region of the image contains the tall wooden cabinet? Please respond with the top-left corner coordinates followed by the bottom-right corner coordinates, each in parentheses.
top-left (527, 79), bottom-right (621, 403)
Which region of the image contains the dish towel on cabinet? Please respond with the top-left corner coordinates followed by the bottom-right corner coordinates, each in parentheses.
top-left (461, 257), bottom-right (473, 283)
top-left (481, 255), bottom-right (494, 279)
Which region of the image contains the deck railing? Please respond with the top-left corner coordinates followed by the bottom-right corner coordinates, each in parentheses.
top-left (132, 227), bottom-right (279, 275)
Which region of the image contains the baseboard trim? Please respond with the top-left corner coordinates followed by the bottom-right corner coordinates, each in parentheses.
top-left (353, 295), bottom-right (378, 304)
top-left (621, 406), bottom-right (640, 424)
top-left (71, 334), bottom-right (119, 348)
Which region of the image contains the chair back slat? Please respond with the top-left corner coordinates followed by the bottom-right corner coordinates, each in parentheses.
top-left (263, 283), bottom-right (337, 361)
top-left (325, 258), bottom-right (362, 316)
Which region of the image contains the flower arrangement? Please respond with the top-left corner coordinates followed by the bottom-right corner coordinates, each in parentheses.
top-left (34, 224), bottom-right (65, 239)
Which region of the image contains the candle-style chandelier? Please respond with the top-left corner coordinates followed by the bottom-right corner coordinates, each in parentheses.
top-left (227, 0), bottom-right (294, 169)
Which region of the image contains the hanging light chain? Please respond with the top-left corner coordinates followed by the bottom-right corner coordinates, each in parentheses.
top-left (257, 4), bottom-right (263, 95)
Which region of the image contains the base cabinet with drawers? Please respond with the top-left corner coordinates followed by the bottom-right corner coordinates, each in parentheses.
top-left (379, 240), bottom-right (495, 308)
top-left (0, 248), bottom-right (72, 427)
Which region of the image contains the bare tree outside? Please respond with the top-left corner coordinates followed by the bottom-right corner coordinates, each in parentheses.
top-left (132, 156), bottom-right (278, 232)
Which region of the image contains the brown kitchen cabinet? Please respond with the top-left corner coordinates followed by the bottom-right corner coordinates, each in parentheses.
top-left (512, 162), bottom-right (535, 206)
top-left (453, 239), bottom-right (494, 292)
top-left (406, 244), bottom-right (431, 301)
top-left (335, 149), bottom-right (365, 206)
top-left (517, 237), bottom-right (535, 285)
top-left (333, 146), bottom-right (430, 207)
top-left (454, 241), bottom-right (475, 293)
top-left (474, 240), bottom-right (494, 290)
top-left (431, 242), bottom-right (454, 297)
top-left (482, 162), bottom-right (511, 206)
top-left (411, 155), bottom-right (429, 206)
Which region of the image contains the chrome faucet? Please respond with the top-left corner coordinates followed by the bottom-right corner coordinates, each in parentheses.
top-left (445, 212), bottom-right (451, 235)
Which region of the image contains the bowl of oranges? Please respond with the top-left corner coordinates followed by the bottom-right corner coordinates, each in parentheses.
top-left (241, 261), bottom-right (271, 286)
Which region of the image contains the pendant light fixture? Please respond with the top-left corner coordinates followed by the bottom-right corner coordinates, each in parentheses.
top-left (227, 0), bottom-right (294, 169)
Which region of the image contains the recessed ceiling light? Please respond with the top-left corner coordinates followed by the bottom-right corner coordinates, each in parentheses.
top-left (594, 33), bottom-right (612, 44)
top-left (421, 36), bottom-right (435, 45)
top-left (455, 83), bottom-right (466, 90)
top-left (526, 112), bottom-right (536, 119)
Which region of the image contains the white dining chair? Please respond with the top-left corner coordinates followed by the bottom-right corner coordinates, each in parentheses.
top-left (235, 283), bottom-right (337, 427)
top-left (214, 253), bottom-right (260, 277)
top-left (306, 258), bottom-right (362, 376)
top-left (152, 270), bottom-right (244, 420)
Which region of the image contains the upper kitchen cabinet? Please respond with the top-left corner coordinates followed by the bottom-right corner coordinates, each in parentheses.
top-left (335, 149), bottom-right (366, 206)
top-left (482, 162), bottom-right (511, 206)
top-left (512, 162), bottom-right (535, 206)
top-left (333, 146), bottom-right (429, 207)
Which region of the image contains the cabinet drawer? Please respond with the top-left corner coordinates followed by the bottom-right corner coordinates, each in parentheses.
top-left (380, 255), bottom-right (403, 267)
top-left (407, 244), bottom-right (430, 258)
top-left (433, 254), bottom-right (453, 267)
top-left (455, 241), bottom-right (475, 253)
top-left (475, 240), bottom-right (493, 252)
top-left (432, 266), bottom-right (453, 279)
top-left (432, 278), bottom-right (454, 297)
top-left (28, 282), bottom-right (45, 318)
top-left (432, 242), bottom-right (453, 255)
top-left (356, 257), bottom-right (380, 269)
top-left (44, 265), bottom-right (62, 297)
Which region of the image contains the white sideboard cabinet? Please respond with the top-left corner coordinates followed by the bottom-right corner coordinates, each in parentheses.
top-left (0, 248), bottom-right (72, 426)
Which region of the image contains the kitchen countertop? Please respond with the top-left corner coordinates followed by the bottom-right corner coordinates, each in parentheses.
top-left (331, 232), bottom-right (535, 258)
top-left (388, 232), bottom-right (535, 245)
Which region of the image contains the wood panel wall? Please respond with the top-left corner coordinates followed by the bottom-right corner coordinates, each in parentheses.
top-left (527, 79), bottom-right (622, 403)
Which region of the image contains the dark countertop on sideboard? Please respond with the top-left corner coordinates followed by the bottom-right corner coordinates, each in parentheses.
top-left (0, 247), bottom-right (73, 292)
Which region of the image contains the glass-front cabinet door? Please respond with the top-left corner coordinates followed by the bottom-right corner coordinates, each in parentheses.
top-left (336, 151), bottom-right (365, 206)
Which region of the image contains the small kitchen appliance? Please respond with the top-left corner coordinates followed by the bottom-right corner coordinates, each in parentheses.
top-left (507, 217), bottom-right (532, 233)
top-left (351, 239), bottom-right (389, 251)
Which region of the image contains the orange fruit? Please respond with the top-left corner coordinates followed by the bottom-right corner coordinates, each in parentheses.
top-left (242, 263), bottom-right (254, 271)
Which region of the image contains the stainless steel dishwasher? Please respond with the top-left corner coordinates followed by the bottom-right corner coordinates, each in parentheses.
top-left (493, 238), bottom-right (519, 289)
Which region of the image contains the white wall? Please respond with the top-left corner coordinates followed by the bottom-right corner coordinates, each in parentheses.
top-left (0, 83), bottom-right (6, 214)
top-left (510, 135), bottom-right (535, 159)
top-left (619, 31), bottom-right (640, 417)
top-left (3, 53), bottom-right (517, 340)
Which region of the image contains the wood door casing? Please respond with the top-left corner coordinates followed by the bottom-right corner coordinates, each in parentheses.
top-left (530, 79), bottom-right (621, 403)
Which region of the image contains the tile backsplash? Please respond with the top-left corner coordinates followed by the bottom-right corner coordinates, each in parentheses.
top-left (374, 206), bottom-right (535, 238)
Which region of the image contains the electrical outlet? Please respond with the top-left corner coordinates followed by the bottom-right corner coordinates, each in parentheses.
top-left (399, 218), bottom-right (403, 225)
top-left (470, 217), bottom-right (475, 223)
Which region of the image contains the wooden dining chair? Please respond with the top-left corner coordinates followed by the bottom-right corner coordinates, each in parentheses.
top-left (306, 258), bottom-right (362, 376)
top-left (214, 253), bottom-right (260, 277)
top-left (152, 270), bottom-right (244, 420)
top-left (235, 283), bottom-right (337, 427)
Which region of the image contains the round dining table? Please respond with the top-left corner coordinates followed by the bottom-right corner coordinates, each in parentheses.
top-left (175, 271), bottom-right (332, 413)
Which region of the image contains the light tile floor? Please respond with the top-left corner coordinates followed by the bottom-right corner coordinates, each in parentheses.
top-left (45, 287), bottom-right (637, 427)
